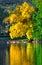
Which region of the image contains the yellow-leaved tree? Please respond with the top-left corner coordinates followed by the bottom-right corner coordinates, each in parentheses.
top-left (3, 2), bottom-right (35, 40)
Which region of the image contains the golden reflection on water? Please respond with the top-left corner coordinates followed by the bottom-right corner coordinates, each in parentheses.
top-left (10, 43), bottom-right (34, 65)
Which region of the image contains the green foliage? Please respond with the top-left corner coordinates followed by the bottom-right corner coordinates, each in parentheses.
top-left (32, 12), bottom-right (42, 40)
top-left (32, 0), bottom-right (42, 40)
top-left (0, 7), bottom-right (9, 23)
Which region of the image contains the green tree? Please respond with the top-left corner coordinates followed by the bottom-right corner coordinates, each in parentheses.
top-left (32, 0), bottom-right (42, 40)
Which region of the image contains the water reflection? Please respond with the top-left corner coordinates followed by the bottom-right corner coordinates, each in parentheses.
top-left (0, 41), bottom-right (42, 65)
top-left (0, 41), bottom-right (9, 65)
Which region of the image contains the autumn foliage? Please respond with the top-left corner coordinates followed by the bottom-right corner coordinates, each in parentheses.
top-left (3, 2), bottom-right (35, 39)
